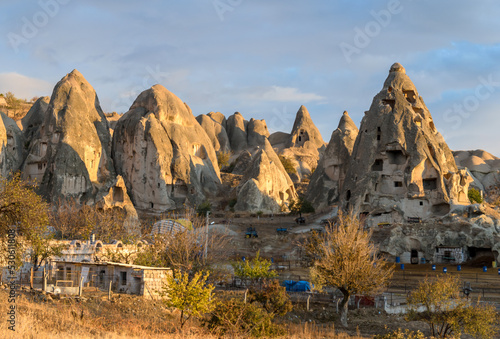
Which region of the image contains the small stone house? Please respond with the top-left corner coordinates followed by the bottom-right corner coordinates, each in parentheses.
top-left (50, 261), bottom-right (171, 298)
top-left (0, 96), bottom-right (7, 106)
top-left (433, 246), bottom-right (464, 264)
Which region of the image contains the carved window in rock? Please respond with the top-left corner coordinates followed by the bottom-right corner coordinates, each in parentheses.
top-left (376, 127), bottom-right (381, 141)
top-left (423, 178), bottom-right (437, 190)
top-left (382, 99), bottom-right (395, 110)
top-left (113, 187), bottom-right (124, 202)
top-left (40, 142), bottom-right (48, 157)
top-left (372, 159), bottom-right (383, 171)
top-left (403, 90), bottom-right (416, 104)
top-left (364, 194), bottom-right (370, 203)
top-left (52, 132), bottom-right (61, 143)
top-left (387, 150), bottom-right (406, 165)
top-left (394, 181), bottom-right (403, 188)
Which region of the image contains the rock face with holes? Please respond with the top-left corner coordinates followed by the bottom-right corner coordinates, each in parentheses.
top-left (21, 70), bottom-right (115, 203)
top-left (0, 112), bottom-right (24, 177)
top-left (112, 84), bottom-right (221, 212)
top-left (340, 63), bottom-right (473, 226)
top-left (234, 139), bottom-right (297, 213)
top-left (306, 111), bottom-right (358, 210)
top-left (270, 105), bottom-right (326, 182)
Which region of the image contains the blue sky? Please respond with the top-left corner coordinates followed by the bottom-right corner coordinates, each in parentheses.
top-left (1, 0), bottom-right (500, 156)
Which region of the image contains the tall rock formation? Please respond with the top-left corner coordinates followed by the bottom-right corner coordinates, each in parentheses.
top-left (0, 112), bottom-right (24, 177)
top-left (247, 118), bottom-right (270, 148)
top-left (306, 111), bottom-right (358, 210)
top-left (21, 96), bottom-right (50, 142)
top-left (274, 105), bottom-right (326, 182)
top-left (21, 70), bottom-right (115, 202)
top-left (286, 105), bottom-right (325, 151)
top-left (112, 84), bottom-right (221, 212)
top-left (234, 139), bottom-right (297, 213)
top-left (196, 113), bottom-right (230, 153)
top-left (340, 63), bottom-right (473, 225)
top-left (226, 112), bottom-right (248, 153)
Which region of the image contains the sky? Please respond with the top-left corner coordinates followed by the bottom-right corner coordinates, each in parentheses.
top-left (1, 0), bottom-right (500, 156)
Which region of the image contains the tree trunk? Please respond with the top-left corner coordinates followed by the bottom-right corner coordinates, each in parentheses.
top-left (339, 290), bottom-right (350, 328)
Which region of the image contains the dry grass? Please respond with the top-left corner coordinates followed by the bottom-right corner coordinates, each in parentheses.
top-left (0, 288), bottom-right (365, 339)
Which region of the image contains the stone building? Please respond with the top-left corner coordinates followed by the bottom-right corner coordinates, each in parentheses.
top-left (50, 260), bottom-right (171, 298)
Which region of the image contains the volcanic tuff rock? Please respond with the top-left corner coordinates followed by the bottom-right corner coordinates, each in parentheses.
top-left (21, 96), bottom-right (49, 141)
top-left (226, 112), bottom-right (248, 153)
top-left (272, 105), bottom-right (326, 182)
top-left (454, 150), bottom-right (500, 192)
top-left (98, 175), bottom-right (139, 233)
top-left (196, 114), bottom-right (230, 153)
top-left (21, 70), bottom-right (115, 203)
top-left (112, 84), bottom-right (221, 212)
top-left (306, 111), bottom-right (358, 210)
top-left (341, 63), bottom-right (473, 226)
top-left (234, 139), bottom-right (297, 213)
top-left (0, 112), bottom-right (24, 177)
top-left (286, 105), bottom-right (325, 151)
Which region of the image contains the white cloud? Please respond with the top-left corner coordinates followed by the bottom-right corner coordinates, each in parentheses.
top-left (245, 86), bottom-right (326, 103)
top-left (0, 72), bottom-right (52, 100)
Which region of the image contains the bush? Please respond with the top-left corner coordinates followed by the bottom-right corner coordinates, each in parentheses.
top-left (203, 298), bottom-right (284, 337)
top-left (278, 155), bottom-right (296, 175)
top-left (468, 188), bottom-right (483, 204)
top-left (217, 150), bottom-right (231, 170)
top-left (248, 280), bottom-right (292, 316)
top-left (289, 197), bottom-right (315, 215)
top-left (197, 201), bottom-right (211, 216)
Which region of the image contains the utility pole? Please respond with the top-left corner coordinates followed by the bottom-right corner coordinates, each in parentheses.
top-left (205, 210), bottom-right (209, 258)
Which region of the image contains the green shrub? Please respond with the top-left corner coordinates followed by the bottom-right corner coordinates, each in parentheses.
top-left (468, 188), bottom-right (483, 204)
top-left (197, 201), bottom-right (212, 216)
top-left (217, 150), bottom-right (231, 169)
top-left (278, 155), bottom-right (296, 175)
top-left (203, 298), bottom-right (284, 337)
top-left (289, 197), bottom-right (315, 215)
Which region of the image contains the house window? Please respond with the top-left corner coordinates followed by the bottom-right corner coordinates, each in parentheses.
top-left (120, 271), bottom-right (127, 285)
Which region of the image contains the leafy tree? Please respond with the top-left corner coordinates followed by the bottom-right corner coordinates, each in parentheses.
top-left (28, 235), bottom-right (64, 271)
top-left (289, 196), bottom-right (315, 215)
top-left (278, 155), bottom-right (297, 175)
top-left (248, 279), bottom-right (292, 316)
top-left (310, 213), bottom-right (394, 327)
top-left (217, 150), bottom-right (232, 170)
top-left (468, 188), bottom-right (483, 204)
top-left (160, 270), bottom-right (214, 329)
top-left (0, 173), bottom-right (59, 270)
top-left (407, 275), bottom-right (498, 338)
top-left (232, 251), bottom-right (278, 284)
top-left (0, 173), bottom-right (49, 237)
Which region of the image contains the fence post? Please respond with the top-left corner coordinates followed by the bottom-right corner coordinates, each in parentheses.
top-left (108, 281), bottom-right (112, 300)
top-left (79, 277), bottom-right (84, 297)
top-left (307, 295), bottom-right (311, 311)
top-left (244, 289), bottom-right (248, 304)
top-left (30, 267), bottom-right (34, 289)
top-left (43, 268), bottom-right (47, 292)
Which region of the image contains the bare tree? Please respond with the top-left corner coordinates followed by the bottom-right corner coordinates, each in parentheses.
top-left (310, 212), bottom-right (394, 327)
